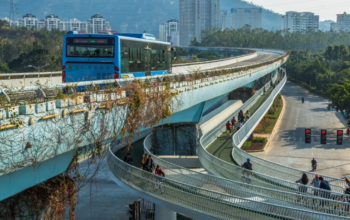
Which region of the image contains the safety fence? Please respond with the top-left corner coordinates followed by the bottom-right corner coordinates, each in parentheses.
top-left (107, 146), bottom-right (349, 220)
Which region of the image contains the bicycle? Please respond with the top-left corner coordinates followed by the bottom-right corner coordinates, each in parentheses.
top-left (155, 176), bottom-right (165, 194)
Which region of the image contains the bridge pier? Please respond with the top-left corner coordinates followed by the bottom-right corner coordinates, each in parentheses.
top-left (155, 204), bottom-right (176, 220)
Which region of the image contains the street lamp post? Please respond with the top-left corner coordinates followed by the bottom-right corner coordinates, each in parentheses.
top-left (27, 63), bottom-right (50, 73)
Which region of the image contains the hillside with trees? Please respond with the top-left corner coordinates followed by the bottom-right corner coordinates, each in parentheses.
top-left (0, 21), bottom-right (64, 73)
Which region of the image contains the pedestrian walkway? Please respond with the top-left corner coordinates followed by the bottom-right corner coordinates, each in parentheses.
top-left (206, 85), bottom-right (275, 164)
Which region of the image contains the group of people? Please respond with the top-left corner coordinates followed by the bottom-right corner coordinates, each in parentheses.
top-left (226, 110), bottom-right (250, 134)
top-left (124, 153), bottom-right (166, 178)
top-left (141, 153), bottom-right (165, 177)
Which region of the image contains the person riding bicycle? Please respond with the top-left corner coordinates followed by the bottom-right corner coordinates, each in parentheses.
top-left (145, 155), bottom-right (154, 172)
top-left (123, 153), bottom-right (133, 164)
top-left (302, 97), bottom-right (304, 103)
top-left (311, 158), bottom-right (317, 170)
top-left (155, 165), bottom-right (165, 177)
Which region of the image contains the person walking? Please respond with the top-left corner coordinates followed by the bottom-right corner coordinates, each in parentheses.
top-left (123, 153), bottom-right (133, 164)
top-left (236, 122), bottom-right (242, 130)
top-left (245, 110), bottom-right (250, 120)
top-left (145, 155), bottom-right (154, 172)
top-left (226, 121), bottom-right (232, 135)
top-left (141, 153), bottom-right (148, 170)
top-left (310, 174), bottom-right (320, 196)
top-left (231, 117), bottom-right (236, 128)
top-left (296, 173), bottom-right (309, 194)
top-left (319, 176), bottom-right (331, 201)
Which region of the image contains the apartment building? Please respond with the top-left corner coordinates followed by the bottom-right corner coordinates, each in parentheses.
top-left (219, 10), bottom-right (228, 30)
top-left (231, 8), bottom-right (262, 29)
top-left (179, 0), bottom-right (220, 46)
top-left (159, 19), bottom-right (180, 46)
top-left (331, 12), bottom-right (350, 32)
top-left (281, 11), bottom-right (319, 32)
top-left (5, 13), bottom-right (110, 33)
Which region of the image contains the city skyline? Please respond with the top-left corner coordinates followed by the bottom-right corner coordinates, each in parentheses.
top-left (250, 0), bottom-right (350, 21)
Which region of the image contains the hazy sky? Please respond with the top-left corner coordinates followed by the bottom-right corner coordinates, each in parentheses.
top-left (250, 0), bottom-right (350, 21)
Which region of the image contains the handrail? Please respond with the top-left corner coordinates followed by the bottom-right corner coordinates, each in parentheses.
top-left (231, 75), bottom-right (345, 190)
top-left (0, 48), bottom-right (288, 91)
top-left (141, 73), bottom-right (350, 217)
top-left (107, 146), bottom-right (348, 220)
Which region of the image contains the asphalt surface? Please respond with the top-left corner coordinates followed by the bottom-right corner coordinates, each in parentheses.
top-left (209, 51), bottom-right (280, 70)
top-left (253, 82), bottom-right (349, 178)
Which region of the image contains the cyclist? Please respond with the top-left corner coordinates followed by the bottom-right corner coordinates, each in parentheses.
top-left (123, 153), bottom-right (133, 164)
top-left (241, 158), bottom-right (253, 183)
top-left (141, 153), bottom-right (148, 170)
top-left (155, 165), bottom-right (165, 177)
top-left (311, 158), bottom-right (317, 171)
top-left (155, 165), bottom-right (165, 189)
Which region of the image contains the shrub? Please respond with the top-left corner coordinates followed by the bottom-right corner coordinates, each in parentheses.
top-left (265, 114), bottom-right (277, 119)
top-left (252, 137), bottom-right (267, 143)
top-left (260, 117), bottom-right (271, 131)
top-left (268, 107), bottom-right (276, 115)
top-left (242, 141), bottom-right (252, 149)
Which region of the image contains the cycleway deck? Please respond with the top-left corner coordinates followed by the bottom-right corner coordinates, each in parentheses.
top-left (205, 86), bottom-right (275, 164)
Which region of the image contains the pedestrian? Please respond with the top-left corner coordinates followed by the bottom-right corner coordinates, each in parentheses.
top-left (145, 155), bottom-right (154, 172)
top-left (231, 117), bottom-right (236, 127)
top-left (226, 121), bottom-right (232, 135)
top-left (310, 174), bottom-right (320, 196)
top-left (245, 110), bottom-right (250, 120)
top-left (345, 177), bottom-right (350, 187)
top-left (141, 153), bottom-right (148, 170)
top-left (347, 128), bottom-right (350, 136)
top-left (236, 122), bottom-right (241, 130)
top-left (296, 173), bottom-right (309, 194)
top-left (319, 176), bottom-right (331, 200)
top-left (124, 153), bottom-right (133, 164)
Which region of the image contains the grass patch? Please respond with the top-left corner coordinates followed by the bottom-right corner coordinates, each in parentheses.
top-left (254, 94), bottom-right (283, 134)
top-left (252, 137), bottom-right (267, 143)
top-left (242, 141), bottom-right (252, 149)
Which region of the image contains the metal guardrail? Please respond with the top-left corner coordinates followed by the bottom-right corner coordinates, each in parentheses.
top-left (0, 48), bottom-right (257, 78)
top-left (0, 48), bottom-right (288, 92)
top-left (107, 146), bottom-right (349, 220)
top-left (140, 74), bottom-right (350, 218)
top-left (231, 76), bottom-right (345, 192)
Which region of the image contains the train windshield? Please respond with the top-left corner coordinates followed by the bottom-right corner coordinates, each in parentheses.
top-left (66, 37), bottom-right (114, 58)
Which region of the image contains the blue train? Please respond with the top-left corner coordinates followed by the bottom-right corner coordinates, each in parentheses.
top-left (62, 32), bottom-right (172, 83)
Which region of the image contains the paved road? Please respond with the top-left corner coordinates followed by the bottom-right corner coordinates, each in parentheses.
top-left (208, 51), bottom-right (280, 70)
top-left (253, 82), bottom-right (349, 178)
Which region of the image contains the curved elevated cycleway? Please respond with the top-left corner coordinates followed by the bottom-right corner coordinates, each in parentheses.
top-left (107, 73), bottom-right (350, 219)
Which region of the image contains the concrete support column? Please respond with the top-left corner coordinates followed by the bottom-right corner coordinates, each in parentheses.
top-left (155, 204), bottom-right (176, 220)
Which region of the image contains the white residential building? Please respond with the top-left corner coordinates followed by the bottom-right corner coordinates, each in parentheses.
top-left (179, 0), bottom-right (220, 46)
top-left (159, 19), bottom-right (180, 46)
top-left (231, 8), bottom-right (262, 29)
top-left (331, 12), bottom-right (350, 32)
top-left (219, 10), bottom-right (228, 30)
top-left (5, 13), bottom-right (111, 33)
top-left (281, 11), bottom-right (319, 32)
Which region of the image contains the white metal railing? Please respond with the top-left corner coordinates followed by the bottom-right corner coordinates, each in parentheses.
top-left (107, 146), bottom-right (349, 220)
top-left (140, 73), bottom-right (350, 217)
top-left (231, 75), bottom-right (345, 191)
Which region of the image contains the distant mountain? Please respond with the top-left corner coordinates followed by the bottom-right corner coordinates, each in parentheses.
top-left (0, 0), bottom-right (282, 36)
top-left (319, 20), bottom-right (335, 32)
